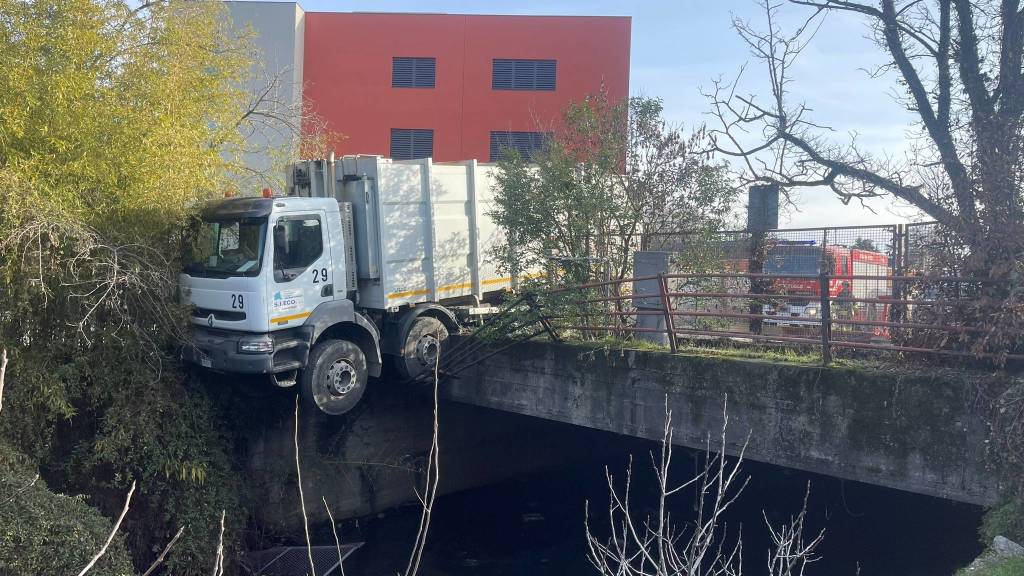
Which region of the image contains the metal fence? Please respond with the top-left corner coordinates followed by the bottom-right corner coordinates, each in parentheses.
top-left (511, 222), bottom-right (1021, 365)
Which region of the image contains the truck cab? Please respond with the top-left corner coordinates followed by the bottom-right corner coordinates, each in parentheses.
top-left (181, 195), bottom-right (383, 415)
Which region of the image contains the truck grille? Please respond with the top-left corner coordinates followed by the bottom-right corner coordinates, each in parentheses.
top-left (192, 307), bottom-right (246, 322)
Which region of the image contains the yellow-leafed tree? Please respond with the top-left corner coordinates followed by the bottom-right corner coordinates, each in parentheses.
top-left (0, 1), bottom-right (293, 573)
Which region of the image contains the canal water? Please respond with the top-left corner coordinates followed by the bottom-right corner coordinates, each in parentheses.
top-left (337, 415), bottom-right (983, 576)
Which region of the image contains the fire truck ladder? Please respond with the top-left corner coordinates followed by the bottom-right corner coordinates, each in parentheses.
top-left (425, 293), bottom-right (560, 382)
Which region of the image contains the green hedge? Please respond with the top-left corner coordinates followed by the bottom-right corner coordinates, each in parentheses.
top-left (0, 443), bottom-right (133, 576)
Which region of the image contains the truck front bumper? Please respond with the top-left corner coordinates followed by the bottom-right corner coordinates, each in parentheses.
top-left (183, 326), bottom-right (311, 374)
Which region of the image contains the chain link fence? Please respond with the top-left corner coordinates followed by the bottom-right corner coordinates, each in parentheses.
top-left (463, 220), bottom-right (1021, 365)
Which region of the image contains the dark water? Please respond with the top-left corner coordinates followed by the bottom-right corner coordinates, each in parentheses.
top-left (339, 416), bottom-right (984, 576)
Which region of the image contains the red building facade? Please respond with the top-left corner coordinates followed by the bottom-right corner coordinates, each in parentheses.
top-left (300, 11), bottom-right (631, 162)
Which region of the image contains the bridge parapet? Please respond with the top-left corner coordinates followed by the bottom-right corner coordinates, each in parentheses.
top-left (444, 339), bottom-right (1002, 505)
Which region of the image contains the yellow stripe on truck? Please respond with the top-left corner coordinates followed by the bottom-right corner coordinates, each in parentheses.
top-left (387, 274), bottom-right (545, 301)
top-left (386, 288), bottom-right (431, 299)
top-left (271, 311), bottom-right (312, 325)
top-left (437, 281), bottom-right (472, 292)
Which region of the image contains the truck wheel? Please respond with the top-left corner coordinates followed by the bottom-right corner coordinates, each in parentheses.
top-left (396, 316), bottom-right (448, 381)
top-left (301, 339), bottom-right (367, 416)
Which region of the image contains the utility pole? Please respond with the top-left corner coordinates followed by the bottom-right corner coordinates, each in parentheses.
top-left (747, 184), bottom-right (779, 335)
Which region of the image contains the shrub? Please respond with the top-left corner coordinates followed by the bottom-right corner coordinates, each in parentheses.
top-left (0, 442), bottom-right (133, 576)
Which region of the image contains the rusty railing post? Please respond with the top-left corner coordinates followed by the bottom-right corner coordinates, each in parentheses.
top-left (658, 273), bottom-right (678, 353)
top-left (819, 272), bottom-right (832, 365)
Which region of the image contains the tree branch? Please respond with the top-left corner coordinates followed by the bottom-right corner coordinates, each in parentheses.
top-left (779, 131), bottom-right (965, 233)
top-left (878, 0), bottom-right (975, 224)
top-left (77, 480), bottom-right (136, 576)
top-left (953, 0), bottom-right (995, 120)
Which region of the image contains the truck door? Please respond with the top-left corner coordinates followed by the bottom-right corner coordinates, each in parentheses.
top-left (267, 211), bottom-right (334, 330)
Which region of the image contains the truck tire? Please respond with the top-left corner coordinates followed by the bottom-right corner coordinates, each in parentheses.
top-left (301, 339), bottom-right (367, 416)
top-left (396, 316), bottom-right (448, 381)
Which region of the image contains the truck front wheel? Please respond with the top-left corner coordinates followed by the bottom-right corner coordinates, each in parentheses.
top-left (301, 339), bottom-right (368, 416)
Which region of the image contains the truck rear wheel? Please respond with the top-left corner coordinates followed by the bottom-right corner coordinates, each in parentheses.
top-left (396, 316), bottom-right (448, 381)
top-left (301, 339), bottom-right (367, 416)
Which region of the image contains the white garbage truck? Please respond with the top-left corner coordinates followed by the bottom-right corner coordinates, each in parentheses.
top-left (180, 155), bottom-right (515, 415)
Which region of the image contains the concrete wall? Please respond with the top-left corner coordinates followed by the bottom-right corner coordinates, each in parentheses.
top-left (224, 1), bottom-right (305, 191)
top-left (302, 12), bottom-right (630, 161)
top-left (244, 384), bottom-right (609, 533)
top-left (445, 341), bottom-right (999, 505)
top-left (222, 2), bottom-right (630, 168)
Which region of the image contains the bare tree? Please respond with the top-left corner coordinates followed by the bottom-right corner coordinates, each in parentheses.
top-left (228, 64), bottom-right (344, 192)
top-left (404, 344), bottom-right (443, 576)
top-left (765, 485), bottom-right (824, 576)
top-left (0, 349), bottom-right (6, 416)
top-left (323, 497), bottom-right (346, 576)
top-left (585, 398), bottom-right (823, 576)
top-left (141, 526), bottom-right (186, 576)
top-left (211, 510), bottom-right (226, 576)
top-left (0, 216), bottom-right (190, 382)
top-left (706, 0), bottom-right (1024, 275)
top-left (294, 397), bottom-right (317, 576)
top-left (77, 480), bottom-right (136, 576)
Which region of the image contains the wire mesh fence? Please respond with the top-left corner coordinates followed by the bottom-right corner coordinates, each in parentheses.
top-left (508, 221), bottom-right (1021, 364)
top-left (642, 225), bottom-right (903, 347)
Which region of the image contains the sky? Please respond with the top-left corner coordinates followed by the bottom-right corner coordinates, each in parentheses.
top-left (278, 0), bottom-right (925, 228)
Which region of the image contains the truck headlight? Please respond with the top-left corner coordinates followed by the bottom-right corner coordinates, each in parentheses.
top-left (238, 340), bottom-right (274, 354)
top-left (806, 307), bottom-right (818, 317)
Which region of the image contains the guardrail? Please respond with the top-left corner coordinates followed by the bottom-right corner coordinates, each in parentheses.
top-left (533, 271), bottom-right (1022, 365)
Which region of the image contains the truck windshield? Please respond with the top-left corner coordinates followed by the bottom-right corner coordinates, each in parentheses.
top-left (764, 245), bottom-right (821, 275)
top-left (184, 218), bottom-right (267, 278)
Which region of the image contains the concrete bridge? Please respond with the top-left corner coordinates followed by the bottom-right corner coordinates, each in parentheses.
top-left (444, 339), bottom-right (1000, 506)
top-left (244, 338), bottom-right (1004, 534)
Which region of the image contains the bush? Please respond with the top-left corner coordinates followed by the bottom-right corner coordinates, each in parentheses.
top-left (0, 1), bottom-right (267, 571)
top-left (956, 557), bottom-right (1024, 576)
top-left (0, 442), bottom-right (133, 576)
top-left (981, 498), bottom-right (1024, 548)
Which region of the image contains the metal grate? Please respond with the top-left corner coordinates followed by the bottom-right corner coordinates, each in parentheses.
top-left (240, 544), bottom-right (362, 576)
top-left (390, 128), bottom-right (434, 160)
top-left (489, 131), bottom-right (550, 162)
top-left (492, 59), bottom-right (556, 90)
top-left (392, 57), bottom-right (436, 88)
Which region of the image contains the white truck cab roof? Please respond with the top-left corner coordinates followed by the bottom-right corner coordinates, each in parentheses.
top-left (201, 195), bottom-right (337, 220)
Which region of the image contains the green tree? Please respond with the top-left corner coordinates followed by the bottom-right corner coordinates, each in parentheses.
top-left (0, 1), bottom-right (284, 572)
top-left (490, 93), bottom-right (736, 289)
top-left (851, 237), bottom-right (879, 252)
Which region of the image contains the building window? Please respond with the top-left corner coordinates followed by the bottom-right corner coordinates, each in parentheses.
top-left (392, 57), bottom-right (436, 88)
top-left (390, 129), bottom-right (434, 160)
top-left (490, 131), bottom-right (550, 162)
top-left (492, 59), bottom-right (556, 91)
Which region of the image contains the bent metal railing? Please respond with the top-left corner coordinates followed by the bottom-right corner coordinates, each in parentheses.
top-left (531, 271), bottom-right (1024, 365)
top-left (438, 271), bottom-right (1022, 379)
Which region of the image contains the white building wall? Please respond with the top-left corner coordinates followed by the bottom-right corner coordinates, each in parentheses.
top-left (225, 1), bottom-right (305, 192)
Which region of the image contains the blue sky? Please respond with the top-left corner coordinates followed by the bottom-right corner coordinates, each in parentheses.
top-left (286, 0), bottom-right (921, 227)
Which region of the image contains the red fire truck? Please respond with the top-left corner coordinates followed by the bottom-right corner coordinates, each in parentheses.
top-left (761, 241), bottom-right (892, 339)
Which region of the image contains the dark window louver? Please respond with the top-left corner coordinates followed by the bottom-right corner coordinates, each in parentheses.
top-left (390, 129), bottom-right (434, 160)
top-left (392, 57), bottom-right (436, 88)
top-left (489, 131), bottom-right (550, 162)
top-left (492, 59), bottom-right (556, 91)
